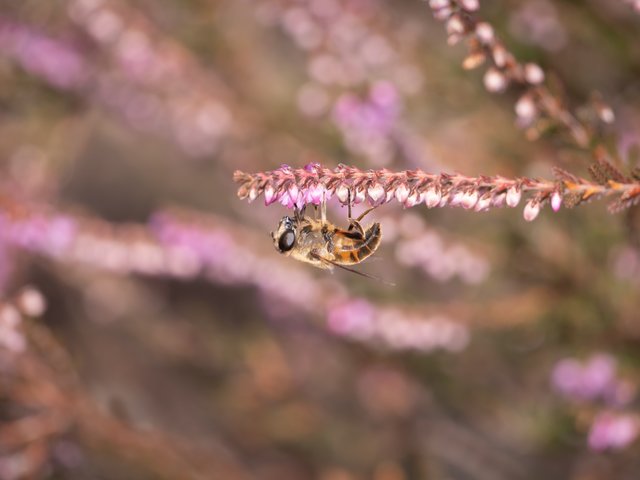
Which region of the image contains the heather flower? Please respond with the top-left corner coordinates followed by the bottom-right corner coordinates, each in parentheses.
top-left (424, 0), bottom-right (596, 150)
top-left (234, 164), bottom-right (640, 219)
top-left (588, 412), bottom-right (640, 451)
top-left (327, 299), bottom-right (469, 353)
top-left (552, 354), bottom-right (616, 402)
top-left (0, 19), bottom-right (89, 90)
top-left (551, 353), bottom-right (636, 407)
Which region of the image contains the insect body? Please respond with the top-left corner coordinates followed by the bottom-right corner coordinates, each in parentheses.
top-left (271, 201), bottom-right (382, 274)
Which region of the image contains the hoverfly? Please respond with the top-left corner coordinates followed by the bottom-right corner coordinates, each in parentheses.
top-left (271, 194), bottom-right (389, 282)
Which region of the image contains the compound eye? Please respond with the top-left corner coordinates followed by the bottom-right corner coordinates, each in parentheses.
top-left (278, 229), bottom-right (296, 252)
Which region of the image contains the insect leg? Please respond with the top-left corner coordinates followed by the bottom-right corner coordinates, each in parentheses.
top-left (295, 205), bottom-right (307, 222)
top-left (321, 190), bottom-right (327, 223)
top-left (355, 205), bottom-right (378, 222)
top-left (347, 205), bottom-right (378, 235)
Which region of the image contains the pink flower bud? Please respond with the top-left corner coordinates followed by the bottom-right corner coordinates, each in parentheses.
top-left (367, 183), bottom-right (385, 202)
top-left (336, 184), bottom-right (350, 204)
top-left (597, 105), bottom-right (615, 124)
top-left (307, 182), bottom-right (325, 204)
top-left (354, 188), bottom-right (366, 204)
top-left (551, 191), bottom-right (562, 212)
top-left (433, 6), bottom-right (453, 20)
top-left (429, 0), bottom-right (450, 8)
top-left (395, 184), bottom-right (410, 203)
top-left (524, 63), bottom-right (545, 85)
top-left (447, 33), bottom-right (462, 46)
top-left (492, 192), bottom-right (506, 207)
top-left (459, 0), bottom-right (479, 11)
top-left (264, 184), bottom-right (278, 205)
top-left (279, 191), bottom-right (294, 208)
top-left (484, 68), bottom-right (508, 93)
top-left (474, 195), bottom-right (492, 212)
top-left (523, 200), bottom-right (540, 221)
top-left (506, 186), bottom-right (521, 207)
top-left (404, 191), bottom-right (419, 208)
top-left (288, 183), bottom-right (299, 202)
top-left (248, 188), bottom-right (258, 202)
top-left (446, 15), bottom-right (465, 35)
top-left (475, 22), bottom-right (494, 44)
top-left (449, 191), bottom-right (465, 207)
top-left (461, 191), bottom-right (478, 209)
top-left (17, 287), bottom-right (47, 317)
top-left (425, 188), bottom-right (441, 208)
top-left (515, 94), bottom-right (537, 121)
top-left (385, 189), bottom-right (395, 203)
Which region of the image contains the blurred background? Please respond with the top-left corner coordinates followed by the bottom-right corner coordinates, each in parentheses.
top-left (1, 0), bottom-right (640, 479)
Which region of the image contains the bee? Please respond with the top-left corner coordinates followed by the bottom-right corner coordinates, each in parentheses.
top-left (271, 196), bottom-right (388, 282)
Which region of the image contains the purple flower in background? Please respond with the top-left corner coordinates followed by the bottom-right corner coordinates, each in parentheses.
top-left (0, 18), bottom-right (89, 90)
top-left (552, 353), bottom-right (639, 452)
top-left (551, 353), bottom-right (623, 403)
top-left (327, 298), bottom-right (376, 340)
top-left (588, 412), bottom-right (639, 452)
top-left (327, 298), bottom-right (469, 352)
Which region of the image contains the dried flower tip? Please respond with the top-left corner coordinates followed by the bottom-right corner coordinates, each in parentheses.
top-left (459, 0), bottom-right (480, 12)
top-left (461, 191), bottom-right (479, 209)
top-left (446, 15), bottom-right (465, 35)
top-left (475, 22), bottom-right (494, 44)
top-left (484, 68), bottom-right (508, 93)
top-left (248, 188), bottom-right (259, 202)
top-left (515, 94), bottom-right (537, 121)
top-left (506, 186), bottom-right (521, 207)
top-left (336, 184), bottom-right (350, 204)
top-left (523, 200), bottom-right (541, 221)
top-left (425, 188), bottom-right (442, 208)
top-left (551, 191), bottom-right (562, 212)
top-left (429, 0), bottom-right (451, 9)
top-left (395, 184), bottom-right (410, 204)
top-left (367, 183), bottom-right (385, 203)
top-left (524, 63), bottom-right (545, 85)
top-left (462, 51), bottom-right (486, 70)
top-left (16, 286), bottom-right (47, 317)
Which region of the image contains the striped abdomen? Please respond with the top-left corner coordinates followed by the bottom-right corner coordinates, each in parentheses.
top-left (332, 223), bottom-right (382, 265)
